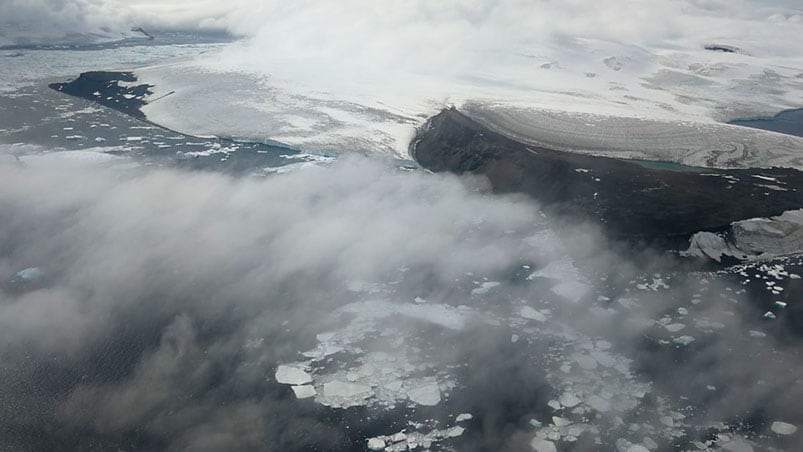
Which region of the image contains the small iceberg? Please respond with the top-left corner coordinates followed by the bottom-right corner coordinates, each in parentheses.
top-left (14, 267), bottom-right (44, 283)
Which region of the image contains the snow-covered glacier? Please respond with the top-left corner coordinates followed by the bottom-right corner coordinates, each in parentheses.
top-left (116, 0), bottom-right (803, 164)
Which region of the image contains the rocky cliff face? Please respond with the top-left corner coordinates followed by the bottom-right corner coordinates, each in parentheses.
top-left (413, 108), bottom-right (803, 249)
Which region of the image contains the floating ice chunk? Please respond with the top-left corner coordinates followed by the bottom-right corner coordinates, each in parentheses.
top-left (530, 438), bottom-right (557, 452)
top-left (567, 426), bottom-right (586, 437)
top-left (673, 336), bottom-right (696, 346)
top-left (472, 281), bottom-right (501, 295)
top-left (391, 432), bottom-right (407, 442)
top-left (15, 267), bottom-right (44, 283)
top-left (367, 438), bottom-right (386, 450)
top-left (291, 385), bottom-right (317, 399)
top-left (384, 381), bottom-right (403, 391)
top-left (414, 296), bottom-right (427, 304)
top-left (456, 413), bottom-right (473, 422)
top-left (665, 323), bottom-right (686, 333)
top-left (590, 350), bottom-right (616, 367)
top-left (627, 446), bottom-right (650, 452)
top-left (511, 334), bottom-right (520, 343)
top-left (275, 365), bottom-right (312, 385)
top-left (770, 421), bottom-right (797, 435)
top-left (748, 330), bottom-right (767, 337)
top-left (775, 301), bottom-right (788, 308)
top-left (551, 281), bottom-right (591, 303)
top-left (559, 393), bottom-right (581, 408)
top-left (407, 382), bottom-right (441, 406)
top-left (552, 416), bottom-right (571, 427)
top-left (548, 400), bottom-right (562, 410)
top-left (587, 395), bottom-right (611, 412)
top-left (323, 381), bottom-right (371, 399)
top-left (763, 311), bottom-right (777, 319)
top-left (446, 426), bottom-right (465, 437)
top-left (574, 354), bottom-right (598, 370)
top-left (659, 416), bottom-right (674, 427)
top-left (721, 438), bottom-right (754, 452)
top-left (302, 343), bottom-right (344, 359)
top-left (520, 306), bottom-right (547, 322)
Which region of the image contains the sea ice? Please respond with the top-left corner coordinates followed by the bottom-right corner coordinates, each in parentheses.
top-left (15, 267), bottom-right (43, 282)
top-left (323, 381), bottom-right (371, 401)
top-left (627, 446), bottom-right (650, 452)
top-left (574, 354), bottom-right (598, 370)
top-left (770, 421), bottom-right (797, 435)
top-left (552, 416), bottom-right (571, 427)
top-left (367, 438), bottom-right (386, 450)
top-left (673, 336), bottom-right (696, 346)
top-left (548, 400), bottom-right (562, 410)
top-left (721, 438), bottom-right (755, 452)
top-left (551, 281), bottom-right (591, 303)
top-left (407, 383), bottom-right (441, 406)
top-left (472, 281), bottom-right (501, 295)
top-left (275, 365), bottom-right (312, 385)
top-left (291, 385), bottom-right (317, 399)
top-left (530, 438), bottom-right (557, 452)
top-left (520, 306), bottom-right (547, 322)
top-left (559, 392), bottom-right (582, 408)
top-left (664, 323), bottom-right (686, 333)
top-left (587, 395), bottom-right (611, 413)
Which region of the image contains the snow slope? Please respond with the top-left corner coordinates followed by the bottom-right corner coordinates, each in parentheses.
top-left (129, 1), bottom-right (803, 164)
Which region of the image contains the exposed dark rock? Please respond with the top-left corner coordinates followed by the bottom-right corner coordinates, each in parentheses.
top-left (704, 44), bottom-right (744, 54)
top-left (49, 71), bottom-right (154, 119)
top-left (412, 108), bottom-right (803, 248)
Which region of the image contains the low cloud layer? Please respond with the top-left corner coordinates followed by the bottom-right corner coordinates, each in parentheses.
top-left (1, 153), bottom-right (802, 450)
top-left (0, 156), bottom-right (544, 450)
top-left (4, 1), bottom-right (801, 53)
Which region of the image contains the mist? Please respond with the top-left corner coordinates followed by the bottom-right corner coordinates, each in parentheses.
top-left (3, 1), bottom-right (803, 449)
top-left (0, 151), bottom-right (801, 450)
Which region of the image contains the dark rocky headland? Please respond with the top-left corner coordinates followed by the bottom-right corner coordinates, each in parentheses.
top-left (412, 108), bottom-right (803, 252)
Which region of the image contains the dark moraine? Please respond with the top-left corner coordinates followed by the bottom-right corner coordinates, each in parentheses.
top-left (730, 108), bottom-right (803, 138)
top-left (703, 44), bottom-right (743, 54)
top-left (412, 108), bottom-right (803, 247)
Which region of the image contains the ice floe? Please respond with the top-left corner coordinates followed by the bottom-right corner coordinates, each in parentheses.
top-left (770, 421), bottom-right (798, 435)
top-left (407, 382), bottom-right (442, 406)
top-left (275, 365), bottom-right (312, 385)
top-left (291, 385), bottom-right (317, 399)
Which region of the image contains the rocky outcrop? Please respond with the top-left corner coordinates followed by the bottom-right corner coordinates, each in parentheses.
top-left (49, 71), bottom-right (152, 119)
top-left (412, 108), bottom-right (803, 247)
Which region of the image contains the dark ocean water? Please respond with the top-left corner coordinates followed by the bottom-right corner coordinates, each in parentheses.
top-left (730, 108), bottom-right (803, 138)
top-left (0, 83), bottom-right (315, 175)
